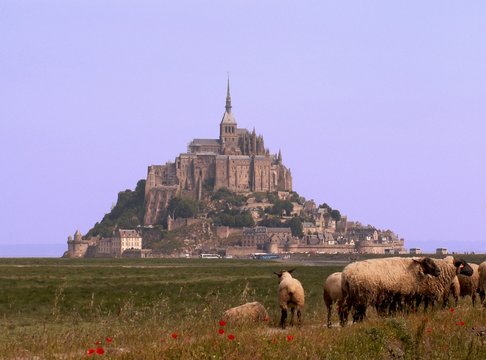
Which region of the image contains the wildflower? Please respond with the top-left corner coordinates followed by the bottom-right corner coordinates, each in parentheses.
top-left (105, 337), bottom-right (113, 343)
top-left (87, 349), bottom-right (95, 356)
top-left (456, 321), bottom-right (465, 326)
top-left (95, 347), bottom-right (105, 355)
top-left (272, 338), bottom-right (277, 344)
top-left (218, 329), bottom-right (225, 335)
top-left (287, 335), bottom-right (294, 342)
top-left (449, 308), bottom-right (455, 314)
top-left (95, 341), bottom-right (101, 345)
top-left (171, 333), bottom-right (178, 339)
top-left (228, 334), bottom-right (235, 341)
top-left (426, 328), bottom-right (432, 333)
top-left (219, 320), bottom-right (226, 327)
top-left (263, 316), bottom-right (269, 322)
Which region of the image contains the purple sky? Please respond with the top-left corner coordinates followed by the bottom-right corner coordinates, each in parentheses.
top-left (1, 1), bottom-right (485, 256)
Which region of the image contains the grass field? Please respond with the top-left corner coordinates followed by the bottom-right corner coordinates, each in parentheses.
top-left (0, 257), bottom-right (485, 359)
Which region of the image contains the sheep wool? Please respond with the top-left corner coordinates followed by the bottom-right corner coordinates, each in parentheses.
top-left (478, 262), bottom-right (486, 306)
top-left (323, 272), bottom-right (343, 328)
top-left (223, 301), bottom-right (269, 324)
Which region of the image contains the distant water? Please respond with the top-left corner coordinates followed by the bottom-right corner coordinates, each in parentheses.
top-left (0, 243), bottom-right (66, 258)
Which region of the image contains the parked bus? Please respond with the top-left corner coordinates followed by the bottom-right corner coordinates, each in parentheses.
top-left (250, 253), bottom-right (280, 260)
top-left (199, 253), bottom-right (221, 259)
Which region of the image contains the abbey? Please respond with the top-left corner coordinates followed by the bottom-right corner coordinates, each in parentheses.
top-left (144, 81), bottom-right (292, 225)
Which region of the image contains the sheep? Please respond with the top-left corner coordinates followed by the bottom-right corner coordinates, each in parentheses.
top-left (478, 262), bottom-right (486, 306)
top-left (417, 257), bottom-right (473, 311)
top-left (457, 263), bottom-right (479, 306)
top-left (340, 257), bottom-right (442, 323)
top-left (274, 268), bottom-right (305, 329)
top-left (223, 301), bottom-right (269, 324)
top-left (323, 272), bottom-right (344, 328)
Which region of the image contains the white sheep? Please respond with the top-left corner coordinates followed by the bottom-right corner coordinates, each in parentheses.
top-left (341, 257), bottom-right (442, 323)
top-left (223, 301), bottom-right (269, 324)
top-left (457, 263), bottom-right (479, 306)
top-left (478, 261), bottom-right (486, 306)
top-left (274, 268), bottom-right (305, 329)
top-left (323, 272), bottom-right (344, 328)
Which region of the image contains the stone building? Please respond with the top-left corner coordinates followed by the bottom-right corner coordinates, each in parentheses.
top-left (144, 80), bottom-right (292, 225)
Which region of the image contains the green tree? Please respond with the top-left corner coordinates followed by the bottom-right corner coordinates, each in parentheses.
top-left (285, 217), bottom-right (303, 238)
top-left (167, 197), bottom-right (199, 219)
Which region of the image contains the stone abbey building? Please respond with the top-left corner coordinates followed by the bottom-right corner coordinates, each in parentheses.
top-left (144, 81), bottom-right (292, 225)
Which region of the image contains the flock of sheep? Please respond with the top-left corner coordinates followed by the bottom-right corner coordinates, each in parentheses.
top-left (223, 257), bottom-right (486, 329)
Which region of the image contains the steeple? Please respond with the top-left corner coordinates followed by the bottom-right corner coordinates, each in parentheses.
top-left (277, 149), bottom-right (282, 163)
top-left (225, 76), bottom-right (232, 113)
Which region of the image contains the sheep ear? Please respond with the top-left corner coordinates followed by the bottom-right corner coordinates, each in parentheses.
top-left (288, 268), bottom-right (296, 274)
top-left (274, 271), bottom-right (281, 277)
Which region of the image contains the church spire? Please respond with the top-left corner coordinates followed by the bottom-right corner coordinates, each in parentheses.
top-left (225, 75), bottom-right (232, 113)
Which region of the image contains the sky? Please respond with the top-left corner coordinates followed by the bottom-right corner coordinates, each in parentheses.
top-left (1, 1), bottom-right (485, 256)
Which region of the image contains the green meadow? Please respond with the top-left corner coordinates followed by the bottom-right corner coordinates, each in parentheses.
top-left (0, 258), bottom-right (485, 359)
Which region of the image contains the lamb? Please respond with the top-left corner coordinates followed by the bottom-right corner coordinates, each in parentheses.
top-left (323, 272), bottom-right (344, 328)
top-left (457, 263), bottom-right (479, 306)
top-left (417, 257), bottom-right (473, 310)
top-left (478, 262), bottom-right (486, 306)
top-left (223, 301), bottom-right (269, 324)
top-left (274, 268), bottom-right (305, 329)
top-left (341, 257), bottom-right (442, 323)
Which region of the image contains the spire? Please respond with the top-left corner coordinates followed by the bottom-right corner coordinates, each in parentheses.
top-left (277, 149), bottom-right (282, 163)
top-left (225, 75), bottom-right (232, 113)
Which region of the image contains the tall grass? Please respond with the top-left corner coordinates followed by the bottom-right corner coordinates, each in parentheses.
top-left (0, 258), bottom-right (485, 359)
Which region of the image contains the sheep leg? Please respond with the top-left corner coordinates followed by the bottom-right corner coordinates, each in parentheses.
top-left (353, 304), bottom-right (366, 323)
top-left (280, 308), bottom-right (288, 329)
top-left (326, 305), bottom-right (332, 328)
top-left (296, 309), bottom-right (302, 327)
top-left (472, 293), bottom-right (476, 307)
top-left (289, 307), bottom-right (295, 326)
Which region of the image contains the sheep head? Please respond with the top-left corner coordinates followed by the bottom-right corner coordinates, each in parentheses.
top-left (453, 258), bottom-right (473, 276)
top-left (413, 257), bottom-right (441, 277)
top-left (274, 268), bottom-right (295, 282)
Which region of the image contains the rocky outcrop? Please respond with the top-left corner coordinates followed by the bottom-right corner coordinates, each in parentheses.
top-left (143, 186), bottom-right (178, 225)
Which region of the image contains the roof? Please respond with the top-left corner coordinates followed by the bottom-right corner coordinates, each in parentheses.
top-left (117, 229), bottom-right (141, 238)
top-left (221, 110), bottom-right (237, 124)
top-left (190, 139), bottom-right (220, 146)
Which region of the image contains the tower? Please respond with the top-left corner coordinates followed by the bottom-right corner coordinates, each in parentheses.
top-left (219, 77), bottom-right (239, 154)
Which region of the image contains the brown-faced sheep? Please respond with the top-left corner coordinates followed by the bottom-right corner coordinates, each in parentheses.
top-left (341, 257), bottom-right (442, 323)
top-left (223, 301), bottom-right (269, 324)
top-left (417, 257), bottom-right (473, 310)
top-left (323, 272), bottom-right (344, 328)
top-left (478, 262), bottom-right (486, 306)
top-left (458, 263), bottom-right (479, 306)
top-left (274, 269), bottom-right (305, 329)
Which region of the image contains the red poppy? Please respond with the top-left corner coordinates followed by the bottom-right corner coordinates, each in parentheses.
top-left (105, 337), bottom-right (113, 343)
top-left (287, 335), bottom-right (294, 342)
top-left (95, 347), bottom-right (105, 355)
top-left (171, 333), bottom-right (178, 339)
top-left (87, 349), bottom-right (95, 356)
top-left (426, 328), bottom-right (432, 333)
top-left (95, 341), bottom-right (101, 345)
top-left (219, 320), bottom-right (226, 327)
top-left (263, 317), bottom-right (269, 322)
top-left (228, 334), bottom-right (235, 341)
top-left (272, 338), bottom-right (277, 344)
top-left (449, 308), bottom-right (455, 314)
top-left (218, 329), bottom-right (225, 335)
top-left (456, 321), bottom-right (465, 326)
